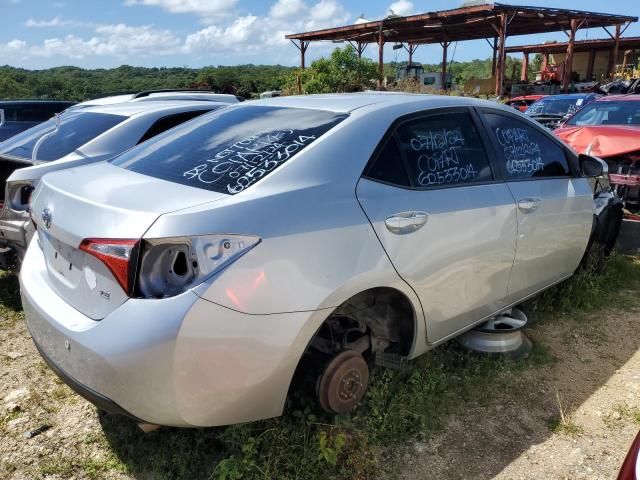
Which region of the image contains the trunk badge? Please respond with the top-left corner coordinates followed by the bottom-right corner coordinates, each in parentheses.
top-left (42, 208), bottom-right (52, 229)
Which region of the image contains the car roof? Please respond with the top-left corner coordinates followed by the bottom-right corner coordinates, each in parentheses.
top-left (597, 94), bottom-right (640, 102)
top-left (69, 100), bottom-right (226, 118)
top-left (247, 92), bottom-right (509, 114)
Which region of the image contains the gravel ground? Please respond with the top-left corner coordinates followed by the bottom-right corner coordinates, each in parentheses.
top-left (2, 270), bottom-right (640, 479)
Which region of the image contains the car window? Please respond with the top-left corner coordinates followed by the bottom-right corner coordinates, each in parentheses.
top-left (525, 98), bottom-right (584, 117)
top-left (394, 112), bottom-right (493, 188)
top-left (137, 110), bottom-right (213, 144)
top-left (566, 101), bottom-right (640, 126)
top-left (482, 112), bottom-right (571, 179)
top-left (365, 136), bottom-right (410, 187)
top-left (112, 106), bottom-right (347, 195)
top-left (0, 111), bottom-right (126, 161)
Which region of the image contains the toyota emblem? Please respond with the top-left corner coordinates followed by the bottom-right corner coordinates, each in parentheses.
top-left (42, 208), bottom-right (52, 229)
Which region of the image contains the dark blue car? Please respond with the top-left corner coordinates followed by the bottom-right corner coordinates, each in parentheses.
top-left (524, 93), bottom-right (601, 129)
top-left (0, 100), bottom-right (76, 142)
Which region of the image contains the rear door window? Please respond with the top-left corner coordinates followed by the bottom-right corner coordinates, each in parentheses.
top-left (482, 112), bottom-right (571, 179)
top-left (394, 111), bottom-right (493, 188)
top-left (112, 106), bottom-right (347, 195)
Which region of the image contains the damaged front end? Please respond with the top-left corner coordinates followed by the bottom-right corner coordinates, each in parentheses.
top-left (606, 151), bottom-right (640, 220)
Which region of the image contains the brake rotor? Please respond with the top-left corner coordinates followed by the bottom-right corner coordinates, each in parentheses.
top-left (316, 350), bottom-right (369, 414)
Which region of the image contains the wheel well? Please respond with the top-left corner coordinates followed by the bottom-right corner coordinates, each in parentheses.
top-left (311, 287), bottom-right (416, 357)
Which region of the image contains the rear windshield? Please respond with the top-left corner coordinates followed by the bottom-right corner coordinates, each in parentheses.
top-left (565, 101), bottom-right (640, 126)
top-left (0, 111), bottom-right (126, 161)
top-left (111, 106), bottom-right (347, 195)
top-left (525, 98), bottom-right (586, 117)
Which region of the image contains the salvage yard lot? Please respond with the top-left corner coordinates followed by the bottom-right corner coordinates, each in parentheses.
top-left (2, 255), bottom-right (640, 480)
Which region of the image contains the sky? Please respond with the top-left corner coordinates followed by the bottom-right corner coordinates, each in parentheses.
top-left (1, 0), bottom-right (639, 70)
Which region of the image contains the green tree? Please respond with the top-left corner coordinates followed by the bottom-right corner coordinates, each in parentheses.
top-left (284, 45), bottom-right (380, 94)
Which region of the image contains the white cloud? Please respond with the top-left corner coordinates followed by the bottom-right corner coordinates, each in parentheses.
top-left (5, 0), bottom-right (353, 65)
top-left (123, 0), bottom-right (235, 20)
top-left (269, 0), bottom-right (306, 19)
top-left (26, 17), bottom-right (74, 28)
top-left (388, 0), bottom-right (414, 16)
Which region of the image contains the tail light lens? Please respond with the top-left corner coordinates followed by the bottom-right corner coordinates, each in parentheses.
top-left (136, 234), bottom-right (260, 298)
top-left (79, 238), bottom-right (139, 295)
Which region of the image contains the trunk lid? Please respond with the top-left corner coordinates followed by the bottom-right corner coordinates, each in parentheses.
top-left (30, 161), bottom-right (227, 319)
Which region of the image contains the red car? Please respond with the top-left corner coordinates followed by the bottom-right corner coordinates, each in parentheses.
top-left (555, 95), bottom-right (640, 218)
top-left (618, 431), bottom-right (640, 479)
top-left (506, 95), bottom-right (547, 112)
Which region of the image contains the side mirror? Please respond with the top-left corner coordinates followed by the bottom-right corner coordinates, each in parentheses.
top-left (579, 154), bottom-right (607, 177)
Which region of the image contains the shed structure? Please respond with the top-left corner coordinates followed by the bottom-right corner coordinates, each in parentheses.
top-left (285, 3), bottom-right (637, 96)
top-left (505, 36), bottom-right (640, 82)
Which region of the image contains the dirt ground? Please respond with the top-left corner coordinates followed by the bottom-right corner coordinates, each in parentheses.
top-left (1, 269), bottom-right (640, 479)
top-left (396, 305), bottom-right (640, 480)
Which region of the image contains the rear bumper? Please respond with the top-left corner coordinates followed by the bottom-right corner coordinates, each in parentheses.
top-left (20, 235), bottom-right (327, 427)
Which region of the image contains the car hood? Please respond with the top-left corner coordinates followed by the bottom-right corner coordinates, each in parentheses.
top-left (555, 125), bottom-right (640, 157)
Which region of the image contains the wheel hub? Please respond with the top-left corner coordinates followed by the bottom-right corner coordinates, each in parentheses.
top-left (317, 350), bottom-right (369, 414)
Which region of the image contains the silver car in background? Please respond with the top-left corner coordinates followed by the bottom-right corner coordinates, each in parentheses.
top-left (0, 100), bottom-right (226, 267)
top-left (21, 93), bottom-right (604, 427)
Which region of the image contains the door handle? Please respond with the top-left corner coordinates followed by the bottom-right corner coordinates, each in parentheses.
top-left (385, 211), bottom-right (429, 234)
top-left (517, 197), bottom-right (542, 213)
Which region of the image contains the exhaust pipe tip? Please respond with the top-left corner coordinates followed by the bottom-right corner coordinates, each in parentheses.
top-left (137, 422), bottom-right (161, 433)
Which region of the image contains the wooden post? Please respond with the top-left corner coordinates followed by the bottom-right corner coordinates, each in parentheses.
top-left (520, 53), bottom-right (529, 81)
top-left (542, 52), bottom-right (549, 71)
top-left (586, 49), bottom-right (596, 81)
top-left (491, 37), bottom-right (498, 79)
top-left (441, 39), bottom-right (449, 91)
top-left (495, 13), bottom-right (507, 97)
top-left (609, 23), bottom-right (622, 78)
top-left (562, 18), bottom-right (577, 92)
top-left (378, 25), bottom-right (385, 89)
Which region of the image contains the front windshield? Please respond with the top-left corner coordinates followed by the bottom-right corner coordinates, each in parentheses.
top-left (565, 101), bottom-right (640, 126)
top-left (0, 111), bottom-right (126, 161)
top-left (526, 98), bottom-right (585, 117)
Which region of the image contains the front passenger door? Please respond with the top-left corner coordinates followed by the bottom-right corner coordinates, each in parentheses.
top-left (356, 109), bottom-right (518, 343)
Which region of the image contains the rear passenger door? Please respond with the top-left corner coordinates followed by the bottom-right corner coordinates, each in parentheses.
top-left (356, 108), bottom-right (518, 344)
top-left (479, 110), bottom-right (593, 303)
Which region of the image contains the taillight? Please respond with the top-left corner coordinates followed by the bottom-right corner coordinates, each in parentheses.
top-left (79, 238), bottom-right (139, 295)
top-left (618, 431), bottom-right (640, 480)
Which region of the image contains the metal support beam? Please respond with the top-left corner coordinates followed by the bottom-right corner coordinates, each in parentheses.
top-left (378, 26), bottom-right (385, 89)
top-left (441, 38), bottom-right (450, 91)
top-left (290, 40), bottom-right (310, 69)
top-left (563, 18), bottom-right (577, 92)
top-left (608, 23), bottom-right (622, 78)
top-left (491, 37), bottom-right (498, 79)
top-left (348, 41), bottom-right (368, 58)
top-left (404, 43), bottom-right (419, 65)
top-left (520, 53), bottom-right (529, 81)
top-left (586, 48), bottom-right (596, 81)
top-left (495, 13), bottom-right (507, 97)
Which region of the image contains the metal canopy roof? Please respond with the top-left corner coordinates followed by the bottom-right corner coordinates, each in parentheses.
top-left (506, 36), bottom-right (640, 54)
top-left (285, 3), bottom-right (637, 45)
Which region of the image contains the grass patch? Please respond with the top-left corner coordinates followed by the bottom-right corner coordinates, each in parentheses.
top-left (615, 405), bottom-right (640, 425)
top-left (526, 254), bottom-right (640, 318)
top-left (5, 255), bottom-right (640, 480)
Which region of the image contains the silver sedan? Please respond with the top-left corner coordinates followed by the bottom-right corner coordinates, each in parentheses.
top-left (21, 93), bottom-right (603, 427)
